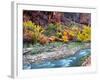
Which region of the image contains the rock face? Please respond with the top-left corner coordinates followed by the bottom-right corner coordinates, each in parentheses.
top-left (23, 11), bottom-right (91, 27)
top-left (23, 42), bottom-right (90, 64)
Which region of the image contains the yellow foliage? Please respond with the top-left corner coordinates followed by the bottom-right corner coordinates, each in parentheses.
top-left (68, 30), bottom-right (76, 37)
top-left (83, 25), bottom-right (91, 34)
top-left (23, 21), bottom-right (45, 43)
top-left (23, 21), bottom-right (35, 29)
top-left (23, 21), bottom-right (91, 43)
top-left (77, 25), bottom-right (91, 42)
top-left (63, 31), bottom-right (67, 36)
top-left (23, 21), bottom-right (44, 32)
top-left (62, 35), bottom-right (69, 42)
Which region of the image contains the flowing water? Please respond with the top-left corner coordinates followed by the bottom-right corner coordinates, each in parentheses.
top-left (23, 48), bottom-right (90, 69)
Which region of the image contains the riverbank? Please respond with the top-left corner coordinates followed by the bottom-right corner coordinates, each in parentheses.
top-left (23, 42), bottom-right (90, 65)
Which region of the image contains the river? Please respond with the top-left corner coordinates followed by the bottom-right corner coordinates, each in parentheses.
top-left (23, 48), bottom-right (90, 69)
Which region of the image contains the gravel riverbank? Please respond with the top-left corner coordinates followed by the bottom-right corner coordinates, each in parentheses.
top-left (23, 42), bottom-right (90, 64)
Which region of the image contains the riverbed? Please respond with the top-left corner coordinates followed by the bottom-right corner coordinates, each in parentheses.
top-left (23, 42), bottom-right (91, 69)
